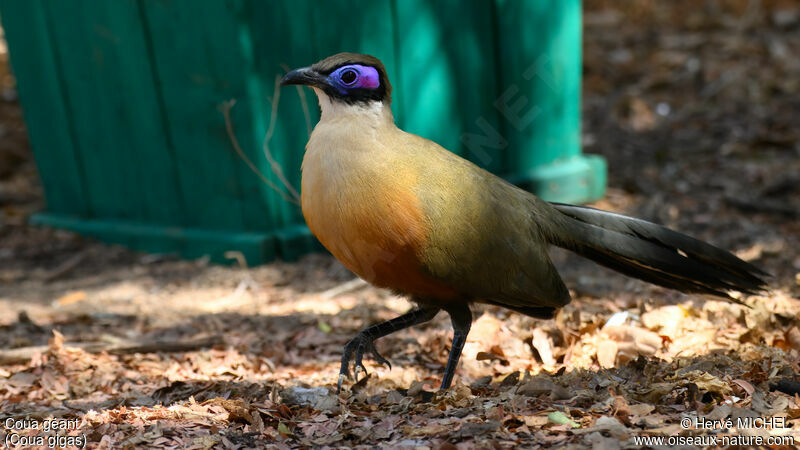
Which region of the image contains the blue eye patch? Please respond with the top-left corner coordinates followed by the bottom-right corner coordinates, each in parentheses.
top-left (329, 65), bottom-right (380, 93)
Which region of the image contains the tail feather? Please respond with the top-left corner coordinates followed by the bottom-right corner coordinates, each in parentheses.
top-left (547, 203), bottom-right (768, 302)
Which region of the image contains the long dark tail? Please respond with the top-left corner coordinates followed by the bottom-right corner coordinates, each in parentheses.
top-left (546, 203), bottom-right (768, 302)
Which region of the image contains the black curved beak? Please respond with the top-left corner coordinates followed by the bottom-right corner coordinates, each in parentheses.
top-left (280, 67), bottom-right (328, 88)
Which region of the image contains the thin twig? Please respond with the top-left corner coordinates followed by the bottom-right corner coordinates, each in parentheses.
top-left (41, 250), bottom-right (88, 282)
top-left (320, 278), bottom-right (369, 300)
top-left (296, 85), bottom-right (313, 137)
top-left (224, 250), bottom-right (249, 269)
top-left (262, 75), bottom-right (301, 202)
top-left (219, 100), bottom-right (300, 206)
top-left (0, 336), bottom-right (223, 365)
top-left (281, 63), bottom-right (314, 137)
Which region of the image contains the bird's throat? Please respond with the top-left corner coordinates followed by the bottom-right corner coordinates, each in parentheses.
top-left (313, 88), bottom-right (394, 127)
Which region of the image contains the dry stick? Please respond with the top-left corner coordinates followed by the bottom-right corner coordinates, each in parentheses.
top-left (41, 250), bottom-right (88, 282)
top-left (281, 63), bottom-right (314, 137)
top-left (0, 335), bottom-right (223, 366)
top-left (320, 278), bottom-right (368, 300)
top-left (262, 75), bottom-right (301, 202)
top-left (295, 85), bottom-right (313, 137)
top-left (219, 100), bottom-right (300, 206)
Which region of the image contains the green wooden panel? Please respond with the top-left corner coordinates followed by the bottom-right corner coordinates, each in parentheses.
top-left (506, 155), bottom-right (607, 203)
top-left (91, 0), bottom-right (185, 226)
top-left (42, 1), bottom-right (138, 224)
top-left (141, 0), bottom-right (255, 230)
top-left (89, 0), bottom-right (182, 225)
top-left (0, 0), bottom-right (89, 216)
top-left (248, 0), bottom-right (402, 229)
top-left (246, 0), bottom-right (315, 229)
top-left (3, 0), bottom-right (605, 263)
top-left (226, 0), bottom-right (299, 233)
top-left (394, 0), bottom-right (504, 172)
top-left (31, 212), bottom-right (276, 264)
top-left (494, 0), bottom-right (583, 168)
top-left (274, 224), bottom-right (325, 262)
top-left (493, 0), bottom-right (604, 203)
top-left (308, 0), bottom-right (402, 122)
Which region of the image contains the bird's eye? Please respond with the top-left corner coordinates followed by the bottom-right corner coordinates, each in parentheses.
top-left (340, 69), bottom-right (358, 86)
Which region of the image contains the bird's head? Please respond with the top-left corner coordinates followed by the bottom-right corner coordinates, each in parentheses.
top-left (280, 53), bottom-right (392, 107)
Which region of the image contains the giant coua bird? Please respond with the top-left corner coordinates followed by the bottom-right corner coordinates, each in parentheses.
top-left (280, 53), bottom-right (767, 392)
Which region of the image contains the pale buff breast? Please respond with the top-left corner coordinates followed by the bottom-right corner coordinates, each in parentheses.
top-left (300, 121), bottom-right (458, 299)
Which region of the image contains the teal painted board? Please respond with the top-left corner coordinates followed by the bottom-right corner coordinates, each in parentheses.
top-left (394, 0), bottom-right (505, 172)
top-left (508, 155), bottom-right (607, 203)
top-left (307, 0), bottom-right (402, 123)
top-left (43, 1), bottom-right (144, 224)
top-left (247, 0), bottom-right (402, 228)
top-left (493, 0), bottom-right (604, 202)
top-left (494, 0), bottom-right (583, 168)
top-left (246, 0), bottom-right (315, 228)
top-left (2, 0), bottom-right (605, 264)
top-left (48, 0), bottom-right (183, 227)
top-left (95, 0), bottom-right (184, 226)
top-left (30, 212), bottom-right (277, 264)
top-left (239, 12), bottom-right (321, 268)
top-left (141, 0), bottom-right (252, 231)
top-left (0, 0), bottom-right (89, 216)
top-left (222, 0), bottom-right (291, 233)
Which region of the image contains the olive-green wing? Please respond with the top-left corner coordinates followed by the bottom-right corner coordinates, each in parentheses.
top-left (408, 137), bottom-right (571, 308)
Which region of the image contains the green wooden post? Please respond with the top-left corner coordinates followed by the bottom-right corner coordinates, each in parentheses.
top-left (1, 0), bottom-right (604, 265)
top-left (495, 0), bottom-right (606, 202)
top-left (0, 0), bottom-right (90, 217)
top-left (394, 0), bottom-right (505, 173)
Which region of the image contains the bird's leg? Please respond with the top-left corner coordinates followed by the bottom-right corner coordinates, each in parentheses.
top-left (339, 307), bottom-right (440, 392)
top-left (440, 304), bottom-right (473, 390)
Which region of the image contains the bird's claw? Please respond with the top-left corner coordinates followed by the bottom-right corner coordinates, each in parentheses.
top-left (353, 361), bottom-right (368, 383)
top-left (337, 334), bottom-right (393, 392)
top-left (364, 339), bottom-right (392, 370)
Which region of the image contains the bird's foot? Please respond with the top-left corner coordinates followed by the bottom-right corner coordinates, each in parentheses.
top-left (337, 333), bottom-right (392, 393)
